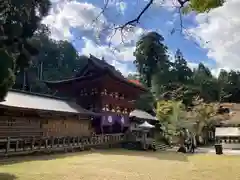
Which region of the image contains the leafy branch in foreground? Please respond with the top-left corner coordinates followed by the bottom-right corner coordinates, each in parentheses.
top-left (0, 0), bottom-right (51, 99)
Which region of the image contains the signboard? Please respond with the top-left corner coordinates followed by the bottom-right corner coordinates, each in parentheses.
top-left (215, 127), bottom-right (240, 137)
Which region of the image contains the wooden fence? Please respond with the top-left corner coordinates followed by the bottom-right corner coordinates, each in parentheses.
top-left (0, 133), bottom-right (125, 156)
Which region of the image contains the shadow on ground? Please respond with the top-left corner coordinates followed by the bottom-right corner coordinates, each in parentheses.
top-left (0, 173), bottom-right (17, 180)
top-left (0, 149), bottom-right (190, 166)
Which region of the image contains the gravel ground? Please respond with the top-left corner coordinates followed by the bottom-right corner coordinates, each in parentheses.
top-left (168, 146), bottom-right (240, 155)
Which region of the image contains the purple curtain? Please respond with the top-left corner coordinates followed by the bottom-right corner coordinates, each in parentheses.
top-left (101, 114), bottom-right (130, 127)
top-left (116, 115), bottom-right (129, 127)
top-left (101, 115), bottom-right (114, 126)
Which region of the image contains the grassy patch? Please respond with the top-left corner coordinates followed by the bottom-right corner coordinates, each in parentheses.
top-left (0, 150), bottom-right (240, 180)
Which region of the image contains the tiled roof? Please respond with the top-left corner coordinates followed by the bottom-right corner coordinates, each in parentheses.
top-left (88, 54), bottom-right (124, 79)
top-left (220, 111), bottom-right (240, 125)
top-left (44, 54), bottom-right (146, 91)
top-left (128, 79), bottom-right (143, 87)
top-left (0, 90), bottom-right (98, 115)
top-left (88, 55), bottom-right (145, 89)
top-left (129, 109), bottom-right (158, 121)
top-left (44, 73), bottom-right (102, 85)
top-left (220, 103), bottom-right (240, 110)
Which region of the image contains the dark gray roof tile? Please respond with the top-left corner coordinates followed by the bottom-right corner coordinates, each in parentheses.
top-left (0, 90), bottom-right (98, 115)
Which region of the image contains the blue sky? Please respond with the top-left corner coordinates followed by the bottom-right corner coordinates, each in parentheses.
top-left (43, 0), bottom-right (240, 76)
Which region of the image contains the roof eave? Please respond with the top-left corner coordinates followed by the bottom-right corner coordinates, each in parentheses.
top-left (0, 104), bottom-right (101, 117)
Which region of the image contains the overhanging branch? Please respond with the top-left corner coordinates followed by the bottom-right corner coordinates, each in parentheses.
top-left (117, 0), bottom-right (154, 30)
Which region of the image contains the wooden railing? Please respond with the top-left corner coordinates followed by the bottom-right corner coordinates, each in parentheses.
top-left (0, 133), bottom-right (125, 156)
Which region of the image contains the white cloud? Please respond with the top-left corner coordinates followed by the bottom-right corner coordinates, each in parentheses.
top-left (111, 60), bottom-right (136, 76)
top-left (107, 27), bottom-right (146, 46)
top-left (189, 0), bottom-right (240, 71)
top-left (42, 0), bottom-right (143, 57)
top-left (187, 62), bottom-right (222, 77)
top-left (41, 0), bottom-right (148, 76)
top-left (149, 0), bottom-right (181, 11)
top-left (81, 37), bottom-right (135, 62)
top-left (187, 62), bottom-right (198, 70)
top-left (42, 0), bottom-right (107, 40)
top-left (81, 37), bottom-right (135, 76)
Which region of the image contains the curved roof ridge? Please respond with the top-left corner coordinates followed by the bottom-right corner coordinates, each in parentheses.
top-left (129, 109), bottom-right (158, 121)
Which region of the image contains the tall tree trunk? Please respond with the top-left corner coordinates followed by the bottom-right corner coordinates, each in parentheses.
top-left (146, 74), bottom-right (151, 88)
top-left (23, 70), bottom-right (30, 91)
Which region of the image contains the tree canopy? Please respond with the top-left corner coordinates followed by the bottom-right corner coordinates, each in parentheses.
top-left (0, 0), bottom-right (51, 100)
top-left (133, 31), bottom-right (239, 110)
top-left (13, 32), bottom-right (88, 95)
top-left (134, 32), bottom-right (169, 88)
top-left (184, 0), bottom-right (225, 13)
top-left (132, 30), bottom-right (237, 143)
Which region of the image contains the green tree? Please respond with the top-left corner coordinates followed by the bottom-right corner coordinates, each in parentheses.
top-left (134, 92), bottom-right (155, 113)
top-left (222, 71), bottom-right (240, 102)
top-left (134, 32), bottom-right (170, 88)
top-left (191, 99), bottom-right (218, 143)
top-left (13, 33), bottom-right (88, 94)
top-left (0, 0), bottom-right (51, 99)
top-left (183, 0), bottom-right (225, 13)
top-left (156, 100), bottom-right (185, 135)
top-left (151, 49), bottom-right (197, 107)
top-left (192, 63), bottom-right (220, 102)
top-left (172, 49), bottom-right (193, 84)
top-left (217, 69), bottom-right (232, 102)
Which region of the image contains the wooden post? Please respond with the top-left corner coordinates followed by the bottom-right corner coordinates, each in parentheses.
top-left (88, 137), bottom-right (91, 146)
top-left (83, 138), bottom-right (87, 146)
top-left (5, 137), bottom-right (10, 154)
top-left (101, 124), bottom-right (103, 134)
top-left (31, 137), bottom-right (35, 150)
top-left (77, 136), bottom-right (80, 146)
top-left (51, 137), bottom-right (54, 148)
top-left (22, 139), bottom-right (26, 150)
top-left (81, 138), bottom-right (84, 151)
top-left (57, 138), bottom-right (60, 147)
top-left (38, 139), bottom-right (42, 150)
top-left (15, 140), bottom-right (19, 152)
top-left (68, 137), bottom-right (71, 147)
top-left (97, 136), bottom-right (100, 145)
top-left (101, 135), bottom-right (104, 144)
top-left (92, 136), bottom-right (96, 145)
top-left (63, 137), bottom-right (66, 147)
top-left (72, 137), bottom-right (74, 146)
top-left (45, 138), bottom-right (48, 149)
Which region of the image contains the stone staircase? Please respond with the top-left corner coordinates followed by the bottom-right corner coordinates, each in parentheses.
top-left (152, 140), bottom-right (170, 151)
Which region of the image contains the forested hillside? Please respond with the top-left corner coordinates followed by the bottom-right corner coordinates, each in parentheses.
top-left (13, 28), bottom-right (88, 94)
top-left (130, 32), bottom-right (240, 112)
top-left (13, 30), bottom-right (240, 106)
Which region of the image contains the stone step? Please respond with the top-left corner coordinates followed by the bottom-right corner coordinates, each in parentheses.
top-left (154, 143), bottom-right (169, 151)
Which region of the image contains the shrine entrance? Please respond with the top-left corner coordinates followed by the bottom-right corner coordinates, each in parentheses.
top-left (92, 115), bottom-right (129, 134)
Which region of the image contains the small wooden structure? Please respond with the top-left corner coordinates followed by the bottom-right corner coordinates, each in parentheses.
top-left (124, 109), bottom-right (160, 150)
top-left (129, 109), bottom-right (158, 139)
